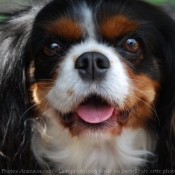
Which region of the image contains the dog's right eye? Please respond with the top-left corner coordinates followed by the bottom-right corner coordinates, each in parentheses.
top-left (123, 39), bottom-right (141, 53)
top-left (43, 43), bottom-right (62, 57)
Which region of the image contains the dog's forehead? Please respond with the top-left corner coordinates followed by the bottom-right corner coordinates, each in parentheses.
top-left (37, 0), bottom-right (139, 40)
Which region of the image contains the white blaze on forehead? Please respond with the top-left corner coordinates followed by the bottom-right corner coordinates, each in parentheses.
top-left (47, 39), bottom-right (131, 114)
top-left (80, 4), bottom-right (95, 39)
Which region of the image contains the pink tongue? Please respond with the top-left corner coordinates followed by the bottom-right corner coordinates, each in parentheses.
top-left (76, 99), bottom-right (114, 124)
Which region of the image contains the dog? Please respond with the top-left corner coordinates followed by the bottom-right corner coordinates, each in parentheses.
top-left (0, 0), bottom-right (175, 174)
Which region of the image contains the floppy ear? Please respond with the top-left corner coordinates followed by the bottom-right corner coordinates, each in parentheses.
top-left (0, 8), bottom-right (40, 170)
top-left (155, 12), bottom-right (175, 170)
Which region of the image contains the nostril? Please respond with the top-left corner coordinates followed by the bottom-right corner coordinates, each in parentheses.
top-left (97, 59), bottom-right (103, 68)
top-left (75, 57), bottom-right (89, 69)
top-left (82, 58), bottom-right (89, 68)
top-left (96, 58), bottom-right (110, 69)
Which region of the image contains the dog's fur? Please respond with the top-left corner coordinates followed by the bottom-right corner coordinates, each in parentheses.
top-left (0, 0), bottom-right (175, 174)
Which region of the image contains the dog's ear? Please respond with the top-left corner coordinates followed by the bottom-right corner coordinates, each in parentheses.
top-left (0, 8), bottom-right (39, 169)
top-left (0, 1), bottom-right (54, 170)
top-left (154, 11), bottom-right (175, 170)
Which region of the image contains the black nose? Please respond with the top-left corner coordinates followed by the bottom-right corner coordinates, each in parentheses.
top-left (75, 52), bottom-right (110, 81)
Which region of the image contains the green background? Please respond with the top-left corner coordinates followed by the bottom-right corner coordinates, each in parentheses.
top-left (0, 0), bottom-right (175, 20)
top-left (147, 0), bottom-right (175, 5)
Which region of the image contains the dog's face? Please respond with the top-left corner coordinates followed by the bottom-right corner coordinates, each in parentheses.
top-left (30, 0), bottom-right (160, 139)
top-left (1, 0), bottom-right (175, 172)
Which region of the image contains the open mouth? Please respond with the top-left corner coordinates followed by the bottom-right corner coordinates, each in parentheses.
top-left (60, 94), bottom-right (129, 129)
top-left (76, 94), bottom-right (115, 124)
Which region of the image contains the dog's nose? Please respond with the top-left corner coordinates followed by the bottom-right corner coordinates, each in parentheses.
top-left (75, 52), bottom-right (110, 81)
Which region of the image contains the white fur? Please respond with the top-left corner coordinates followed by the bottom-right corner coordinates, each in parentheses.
top-left (32, 116), bottom-right (156, 175)
top-left (80, 4), bottom-right (95, 39)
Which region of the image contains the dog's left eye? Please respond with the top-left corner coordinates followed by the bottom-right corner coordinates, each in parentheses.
top-left (43, 43), bottom-right (62, 57)
top-left (123, 39), bottom-right (141, 53)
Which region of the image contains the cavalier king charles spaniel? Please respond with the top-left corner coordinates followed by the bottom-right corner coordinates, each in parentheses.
top-left (0, 0), bottom-right (175, 174)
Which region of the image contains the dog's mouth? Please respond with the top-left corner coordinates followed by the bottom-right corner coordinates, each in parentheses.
top-left (60, 94), bottom-right (129, 130)
top-left (76, 95), bottom-right (115, 124)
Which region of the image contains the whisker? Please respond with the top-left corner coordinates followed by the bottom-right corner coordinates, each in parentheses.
top-left (20, 95), bottom-right (48, 122)
top-left (130, 78), bottom-right (149, 85)
top-left (125, 100), bottom-right (137, 118)
top-left (130, 92), bottom-right (159, 124)
top-left (37, 79), bottom-right (56, 82)
top-left (44, 47), bottom-right (63, 57)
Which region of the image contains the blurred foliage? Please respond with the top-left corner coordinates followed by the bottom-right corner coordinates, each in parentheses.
top-left (147, 0), bottom-right (168, 3)
top-left (0, 0), bottom-right (174, 20)
top-left (146, 0), bottom-right (175, 5)
top-left (0, 16), bottom-right (4, 19)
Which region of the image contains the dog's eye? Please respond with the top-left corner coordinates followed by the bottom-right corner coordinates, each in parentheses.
top-left (123, 39), bottom-right (141, 53)
top-left (43, 43), bottom-right (62, 57)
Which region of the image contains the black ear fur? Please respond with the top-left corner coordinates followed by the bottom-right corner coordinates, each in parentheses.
top-left (154, 11), bottom-right (175, 171)
top-left (0, 7), bottom-right (40, 171)
top-left (0, 1), bottom-right (57, 171)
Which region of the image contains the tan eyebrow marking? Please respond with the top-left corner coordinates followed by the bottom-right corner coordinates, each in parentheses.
top-left (46, 18), bottom-right (82, 40)
top-left (100, 15), bottom-right (138, 39)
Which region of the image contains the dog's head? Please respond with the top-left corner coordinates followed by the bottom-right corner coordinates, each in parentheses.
top-left (1, 0), bottom-right (175, 172)
top-left (31, 0), bottom-right (161, 137)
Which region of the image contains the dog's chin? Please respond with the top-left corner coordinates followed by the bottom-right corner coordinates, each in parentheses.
top-left (57, 95), bottom-right (130, 139)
